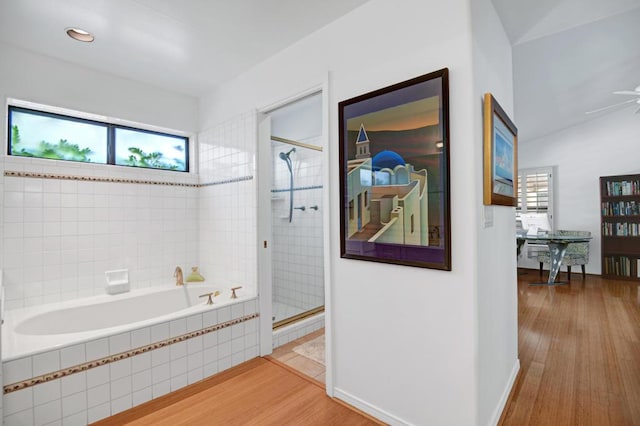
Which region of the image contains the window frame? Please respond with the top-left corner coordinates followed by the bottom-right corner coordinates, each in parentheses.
top-left (516, 166), bottom-right (554, 228)
top-left (7, 103), bottom-right (190, 172)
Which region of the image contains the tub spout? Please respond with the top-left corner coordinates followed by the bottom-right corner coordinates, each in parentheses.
top-left (174, 266), bottom-right (184, 286)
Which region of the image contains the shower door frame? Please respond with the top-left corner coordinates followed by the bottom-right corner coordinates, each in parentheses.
top-left (256, 81), bottom-right (333, 396)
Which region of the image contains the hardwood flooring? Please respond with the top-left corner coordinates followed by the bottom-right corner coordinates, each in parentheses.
top-left (500, 270), bottom-right (640, 425)
top-left (94, 357), bottom-right (378, 426)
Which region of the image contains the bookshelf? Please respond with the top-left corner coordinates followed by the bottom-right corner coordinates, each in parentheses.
top-left (600, 174), bottom-right (640, 281)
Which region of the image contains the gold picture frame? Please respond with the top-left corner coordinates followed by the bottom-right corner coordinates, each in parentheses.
top-left (483, 93), bottom-right (517, 206)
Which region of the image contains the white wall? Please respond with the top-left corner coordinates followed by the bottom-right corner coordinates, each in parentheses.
top-left (470, 0), bottom-right (519, 425)
top-left (0, 42), bottom-right (200, 308)
top-left (0, 41), bottom-right (198, 133)
top-left (199, 0), bottom-right (499, 423)
top-left (518, 107), bottom-right (640, 274)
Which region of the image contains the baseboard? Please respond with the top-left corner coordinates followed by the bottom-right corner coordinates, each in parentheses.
top-left (333, 387), bottom-right (411, 426)
top-left (489, 358), bottom-right (520, 426)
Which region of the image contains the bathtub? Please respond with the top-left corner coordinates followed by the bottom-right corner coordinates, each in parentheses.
top-left (2, 283), bottom-right (260, 424)
top-left (3, 283), bottom-right (254, 361)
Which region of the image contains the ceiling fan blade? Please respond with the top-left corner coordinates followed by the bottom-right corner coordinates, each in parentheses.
top-left (613, 91), bottom-right (640, 96)
top-left (586, 98), bottom-right (637, 114)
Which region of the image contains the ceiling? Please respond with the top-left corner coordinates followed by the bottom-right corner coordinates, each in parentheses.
top-left (491, 0), bottom-right (640, 141)
top-left (0, 0), bottom-right (369, 97)
top-left (0, 0), bottom-right (637, 141)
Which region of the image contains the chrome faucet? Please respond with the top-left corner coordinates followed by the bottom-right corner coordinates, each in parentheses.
top-left (174, 266), bottom-right (184, 286)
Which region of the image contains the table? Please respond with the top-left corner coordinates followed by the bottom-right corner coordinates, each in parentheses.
top-left (518, 234), bottom-right (592, 285)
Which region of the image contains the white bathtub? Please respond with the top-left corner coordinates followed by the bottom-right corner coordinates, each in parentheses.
top-left (2, 283), bottom-right (253, 361)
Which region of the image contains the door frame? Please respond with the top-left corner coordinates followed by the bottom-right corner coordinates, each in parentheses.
top-left (256, 78), bottom-right (333, 395)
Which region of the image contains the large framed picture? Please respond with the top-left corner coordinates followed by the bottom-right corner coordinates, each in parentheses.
top-left (483, 93), bottom-right (518, 206)
top-left (338, 68), bottom-right (451, 270)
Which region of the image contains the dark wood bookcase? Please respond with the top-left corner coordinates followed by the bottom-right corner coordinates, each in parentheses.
top-left (600, 174), bottom-right (640, 281)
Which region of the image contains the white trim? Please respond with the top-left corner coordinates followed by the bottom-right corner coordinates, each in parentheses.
top-left (257, 112), bottom-right (274, 356)
top-left (487, 358), bottom-right (520, 426)
top-left (333, 388), bottom-right (411, 426)
top-left (320, 74), bottom-right (334, 398)
top-left (258, 84), bottom-right (324, 115)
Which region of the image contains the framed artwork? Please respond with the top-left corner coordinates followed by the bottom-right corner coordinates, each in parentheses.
top-left (483, 93), bottom-right (518, 206)
top-left (338, 68), bottom-right (451, 270)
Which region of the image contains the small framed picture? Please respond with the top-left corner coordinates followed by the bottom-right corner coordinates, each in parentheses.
top-left (483, 93), bottom-right (518, 206)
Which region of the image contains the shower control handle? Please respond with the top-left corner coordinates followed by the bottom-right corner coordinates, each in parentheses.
top-left (231, 286), bottom-right (243, 299)
top-left (294, 206), bottom-right (306, 211)
top-left (309, 205), bottom-right (318, 211)
top-left (199, 291), bottom-right (220, 305)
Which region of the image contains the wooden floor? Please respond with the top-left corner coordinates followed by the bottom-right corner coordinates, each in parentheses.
top-left (271, 328), bottom-right (326, 384)
top-left (94, 356), bottom-right (378, 426)
top-left (500, 270), bottom-right (640, 425)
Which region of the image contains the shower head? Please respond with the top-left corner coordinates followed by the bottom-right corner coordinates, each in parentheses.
top-left (280, 147), bottom-right (295, 158)
top-left (278, 152), bottom-right (288, 160)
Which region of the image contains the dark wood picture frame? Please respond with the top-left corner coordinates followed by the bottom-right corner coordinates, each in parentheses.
top-left (483, 93), bottom-right (518, 206)
top-left (339, 68), bottom-right (451, 270)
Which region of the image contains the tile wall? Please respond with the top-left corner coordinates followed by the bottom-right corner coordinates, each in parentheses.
top-left (2, 298), bottom-right (258, 425)
top-left (271, 139), bottom-right (324, 313)
top-left (0, 156), bottom-right (199, 310)
top-left (198, 112), bottom-right (257, 296)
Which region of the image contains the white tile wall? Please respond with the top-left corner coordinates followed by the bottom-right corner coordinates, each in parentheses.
top-left (198, 112), bottom-right (257, 295)
top-left (272, 312), bottom-right (324, 349)
top-left (1, 156), bottom-right (199, 310)
top-left (2, 298), bottom-right (259, 425)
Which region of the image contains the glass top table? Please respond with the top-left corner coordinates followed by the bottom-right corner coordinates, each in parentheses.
top-left (517, 233), bottom-right (592, 285)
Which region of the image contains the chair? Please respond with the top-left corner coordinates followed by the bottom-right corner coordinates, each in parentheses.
top-left (538, 230), bottom-right (591, 280)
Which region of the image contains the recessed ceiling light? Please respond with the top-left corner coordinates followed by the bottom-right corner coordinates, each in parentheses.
top-left (65, 27), bottom-right (94, 43)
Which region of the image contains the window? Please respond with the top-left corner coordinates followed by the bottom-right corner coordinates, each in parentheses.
top-left (517, 167), bottom-right (553, 223)
top-left (8, 105), bottom-right (188, 172)
top-left (517, 166), bottom-right (554, 257)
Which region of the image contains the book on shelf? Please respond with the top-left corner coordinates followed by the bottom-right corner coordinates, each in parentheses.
top-left (606, 180), bottom-right (640, 196)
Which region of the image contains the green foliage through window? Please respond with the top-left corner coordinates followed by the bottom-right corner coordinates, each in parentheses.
top-left (12, 125), bottom-right (94, 161)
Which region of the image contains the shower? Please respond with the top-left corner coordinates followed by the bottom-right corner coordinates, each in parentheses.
top-left (279, 147), bottom-right (295, 222)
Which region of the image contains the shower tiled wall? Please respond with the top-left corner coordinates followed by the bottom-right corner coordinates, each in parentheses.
top-left (198, 111), bottom-right (257, 296)
top-left (0, 156), bottom-right (199, 310)
top-left (271, 139), bottom-right (324, 312)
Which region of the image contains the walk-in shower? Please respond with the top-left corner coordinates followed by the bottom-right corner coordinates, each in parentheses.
top-left (267, 93), bottom-right (324, 329)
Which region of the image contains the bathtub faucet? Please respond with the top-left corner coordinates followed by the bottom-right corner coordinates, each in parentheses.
top-left (174, 266), bottom-right (184, 286)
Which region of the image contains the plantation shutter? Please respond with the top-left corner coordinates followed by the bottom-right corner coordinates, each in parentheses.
top-left (516, 167), bottom-right (554, 230)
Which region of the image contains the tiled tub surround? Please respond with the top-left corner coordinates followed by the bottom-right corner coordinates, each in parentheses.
top-left (2, 290), bottom-right (259, 425)
top-left (0, 155), bottom-right (199, 311)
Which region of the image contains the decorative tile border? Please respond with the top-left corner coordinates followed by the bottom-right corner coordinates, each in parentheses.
top-left (4, 170), bottom-right (199, 187)
top-left (271, 185), bottom-right (323, 193)
top-left (3, 170), bottom-right (254, 188)
top-left (3, 312), bottom-right (259, 394)
top-left (199, 175), bottom-right (253, 187)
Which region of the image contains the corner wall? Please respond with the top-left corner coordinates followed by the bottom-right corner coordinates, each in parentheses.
top-left (518, 108), bottom-right (640, 274)
top-left (470, 0), bottom-right (519, 424)
top-left (200, 0), bottom-right (483, 423)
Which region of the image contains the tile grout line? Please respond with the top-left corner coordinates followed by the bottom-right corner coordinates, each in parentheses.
top-left (3, 312), bottom-right (259, 395)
